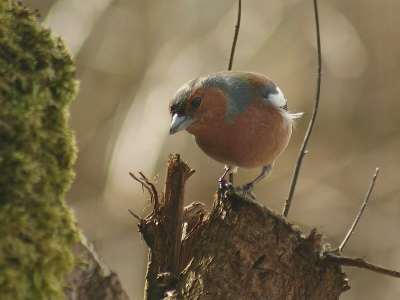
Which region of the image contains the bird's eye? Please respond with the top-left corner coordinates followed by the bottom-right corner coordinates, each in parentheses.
top-left (191, 97), bottom-right (202, 108)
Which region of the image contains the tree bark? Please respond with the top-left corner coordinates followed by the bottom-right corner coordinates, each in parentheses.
top-left (177, 194), bottom-right (349, 299)
top-left (138, 155), bottom-right (350, 300)
top-left (65, 233), bottom-right (129, 300)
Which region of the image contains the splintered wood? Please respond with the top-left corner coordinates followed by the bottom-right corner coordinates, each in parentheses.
top-left (134, 155), bottom-right (349, 300)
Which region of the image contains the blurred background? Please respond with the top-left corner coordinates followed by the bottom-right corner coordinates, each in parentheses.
top-left (22, 0), bottom-right (400, 298)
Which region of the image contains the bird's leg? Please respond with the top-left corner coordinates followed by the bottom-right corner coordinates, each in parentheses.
top-left (234, 164), bottom-right (274, 200)
top-left (229, 172), bottom-right (234, 185)
top-left (219, 165), bottom-right (233, 190)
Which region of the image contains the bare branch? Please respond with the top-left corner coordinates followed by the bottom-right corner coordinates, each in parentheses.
top-left (228, 0), bottom-right (241, 71)
top-left (325, 253), bottom-right (400, 278)
top-left (338, 168), bottom-right (380, 252)
top-left (283, 0), bottom-right (322, 218)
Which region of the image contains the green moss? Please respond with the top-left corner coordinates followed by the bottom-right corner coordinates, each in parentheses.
top-left (0, 1), bottom-right (80, 299)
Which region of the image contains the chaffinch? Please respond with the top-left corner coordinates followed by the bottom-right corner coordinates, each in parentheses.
top-left (169, 71), bottom-right (303, 199)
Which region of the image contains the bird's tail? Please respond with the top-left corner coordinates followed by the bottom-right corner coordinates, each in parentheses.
top-left (286, 111), bottom-right (304, 128)
top-left (287, 112), bottom-right (304, 119)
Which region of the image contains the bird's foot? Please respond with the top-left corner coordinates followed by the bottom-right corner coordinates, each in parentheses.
top-left (233, 183), bottom-right (257, 200)
top-left (218, 178), bottom-right (233, 196)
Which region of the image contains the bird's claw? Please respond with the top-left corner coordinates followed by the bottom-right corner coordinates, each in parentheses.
top-left (233, 183), bottom-right (257, 200)
top-left (218, 178), bottom-right (233, 196)
top-left (218, 179), bottom-right (257, 200)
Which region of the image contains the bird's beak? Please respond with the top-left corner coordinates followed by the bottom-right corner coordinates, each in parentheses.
top-left (170, 113), bottom-right (194, 135)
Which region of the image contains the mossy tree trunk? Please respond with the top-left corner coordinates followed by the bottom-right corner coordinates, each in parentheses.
top-left (0, 1), bottom-right (128, 299)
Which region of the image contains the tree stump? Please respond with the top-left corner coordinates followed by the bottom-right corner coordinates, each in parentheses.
top-left (136, 155), bottom-right (349, 300)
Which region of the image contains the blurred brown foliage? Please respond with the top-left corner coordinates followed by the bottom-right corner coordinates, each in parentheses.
top-left (22, 0), bottom-right (400, 299)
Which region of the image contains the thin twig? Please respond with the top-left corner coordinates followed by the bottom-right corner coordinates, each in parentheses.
top-left (283, 0), bottom-right (322, 218)
top-left (139, 172), bottom-right (159, 205)
top-left (128, 209), bottom-right (142, 221)
top-left (187, 168), bottom-right (196, 179)
top-left (130, 172), bottom-right (146, 193)
top-left (227, 0), bottom-right (241, 185)
top-left (325, 253), bottom-right (400, 278)
top-left (129, 171), bottom-right (159, 210)
top-left (228, 0), bottom-right (241, 71)
top-left (338, 168), bottom-right (380, 252)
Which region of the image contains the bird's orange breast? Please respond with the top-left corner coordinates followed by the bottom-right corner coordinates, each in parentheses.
top-left (186, 99), bottom-right (292, 169)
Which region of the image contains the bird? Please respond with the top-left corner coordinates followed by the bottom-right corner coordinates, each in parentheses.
top-left (169, 71), bottom-right (303, 199)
